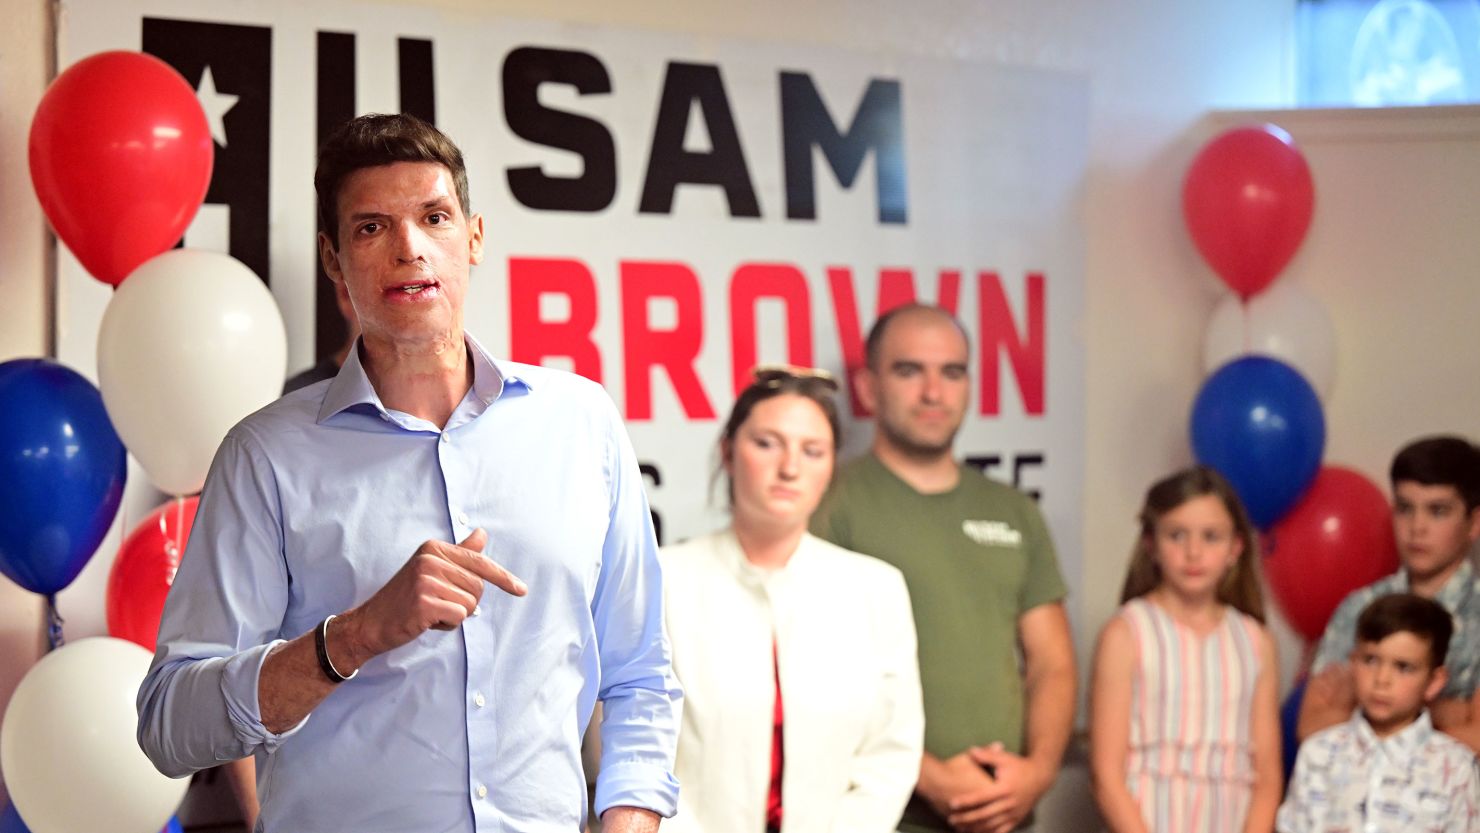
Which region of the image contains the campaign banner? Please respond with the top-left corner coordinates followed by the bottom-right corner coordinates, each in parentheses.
top-left (56, 0), bottom-right (1088, 608)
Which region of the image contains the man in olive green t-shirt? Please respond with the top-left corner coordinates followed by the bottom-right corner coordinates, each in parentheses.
top-left (811, 304), bottom-right (1075, 833)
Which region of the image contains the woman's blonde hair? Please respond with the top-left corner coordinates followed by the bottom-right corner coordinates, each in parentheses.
top-left (1120, 465), bottom-right (1266, 622)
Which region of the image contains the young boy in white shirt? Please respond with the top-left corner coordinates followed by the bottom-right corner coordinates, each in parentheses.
top-left (1278, 593), bottom-right (1480, 832)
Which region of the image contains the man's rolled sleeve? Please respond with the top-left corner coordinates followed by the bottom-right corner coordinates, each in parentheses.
top-left (220, 640), bottom-right (307, 749)
top-left (138, 641), bottom-right (305, 776)
top-left (590, 396), bottom-right (682, 818)
top-left (594, 760), bottom-right (682, 819)
top-left (136, 431), bottom-right (293, 776)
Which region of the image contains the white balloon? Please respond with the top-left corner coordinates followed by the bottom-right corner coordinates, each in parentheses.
top-left (98, 249), bottom-right (287, 495)
top-left (1202, 280), bottom-right (1337, 400)
top-left (0, 637), bottom-right (188, 833)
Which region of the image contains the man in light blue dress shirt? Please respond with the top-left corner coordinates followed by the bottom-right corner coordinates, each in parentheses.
top-left (137, 114), bottom-right (681, 833)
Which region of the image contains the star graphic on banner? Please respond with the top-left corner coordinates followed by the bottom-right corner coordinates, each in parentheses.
top-left (195, 65), bottom-right (239, 148)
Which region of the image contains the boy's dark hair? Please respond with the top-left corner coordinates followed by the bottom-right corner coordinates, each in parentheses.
top-left (1390, 435), bottom-right (1480, 512)
top-left (314, 113), bottom-right (470, 249)
top-left (1356, 593), bottom-right (1454, 668)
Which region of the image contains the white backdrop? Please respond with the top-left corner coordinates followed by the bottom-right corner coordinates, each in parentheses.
top-left (56, 0), bottom-right (1088, 633)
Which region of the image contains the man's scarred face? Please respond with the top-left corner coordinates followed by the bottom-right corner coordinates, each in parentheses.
top-left (318, 161), bottom-right (483, 352)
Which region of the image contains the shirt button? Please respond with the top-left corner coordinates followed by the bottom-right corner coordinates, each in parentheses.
top-left (440, 433), bottom-right (449, 444)
top-left (475, 784), bottom-right (487, 799)
top-left (474, 692), bottom-right (485, 708)
top-left (457, 511), bottom-right (470, 526)
top-left (472, 605), bottom-right (481, 617)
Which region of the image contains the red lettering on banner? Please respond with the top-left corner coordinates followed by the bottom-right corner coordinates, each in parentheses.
top-left (978, 271), bottom-right (1045, 416)
top-left (621, 261), bottom-right (717, 421)
top-left (508, 257), bottom-right (603, 382)
top-left (729, 264), bottom-right (813, 395)
top-left (827, 267), bottom-right (961, 416)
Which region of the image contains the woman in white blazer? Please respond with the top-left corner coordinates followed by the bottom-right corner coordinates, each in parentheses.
top-left (661, 365), bottom-right (924, 833)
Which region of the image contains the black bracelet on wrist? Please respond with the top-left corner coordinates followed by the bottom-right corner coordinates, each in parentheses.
top-left (315, 614), bottom-right (357, 684)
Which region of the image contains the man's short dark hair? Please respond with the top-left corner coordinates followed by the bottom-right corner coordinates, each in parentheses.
top-left (1390, 435), bottom-right (1480, 512)
top-left (862, 303), bottom-right (971, 370)
top-left (1356, 593), bottom-right (1454, 668)
top-left (314, 113), bottom-right (470, 249)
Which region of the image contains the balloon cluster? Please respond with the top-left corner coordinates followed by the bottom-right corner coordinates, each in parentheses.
top-left (1, 50), bottom-right (289, 833)
top-left (1183, 125), bottom-right (1398, 643)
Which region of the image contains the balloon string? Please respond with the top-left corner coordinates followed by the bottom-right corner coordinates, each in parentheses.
top-left (45, 594), bottom-right (65, 651)
top-left (174, 494), bottom-right (185, 557)
top-left (1241, 297), bottom-right (1251, 353)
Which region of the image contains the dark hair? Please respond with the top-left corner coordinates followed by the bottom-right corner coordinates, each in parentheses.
top-left (314, 113), bottom-right (471, 249)
top-left (715, 367), bottom-right (843, 503)
top-left (1356, 593), bottom-right (1454, 668)
top-left (1390, 435), bottom-right (1480, 512)
top-left (1120, 465), bottom-right (1266, 622)
top-left (863, 303), bottom-right (972, 370)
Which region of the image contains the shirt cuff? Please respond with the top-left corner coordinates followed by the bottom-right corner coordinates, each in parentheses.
top-left (221, 639), bottom-right (309, 752)
top-left (593, 760), bottom-right (680, 819)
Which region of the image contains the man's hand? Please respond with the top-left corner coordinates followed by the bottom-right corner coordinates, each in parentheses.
top-left (945, 743), bottom-right (1052, 833)
top-left (337, 529), bottom-right (527, 670)
top-left (918, 752), bottom-right (997, 820)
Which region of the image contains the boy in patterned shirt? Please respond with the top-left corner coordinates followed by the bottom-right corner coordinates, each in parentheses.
top-left (1278, 594), bottom-right (1480, 833)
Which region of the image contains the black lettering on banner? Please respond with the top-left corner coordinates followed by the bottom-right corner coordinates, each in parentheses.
top-left (143, 18), bottom-right (272, 284)
top-left (1013, 452), bottom-right (1045, 502)
top-left (503, 46), bottom-right (617, 212)
top-left (639, 62), bottom-right (760, 218)
top-left (779, 72), bottom-right (907, 224)
top-left (965, 452), bottom-right (1045, 502)
top-left (314, 31), bottom-right (357, 361)
top-left (640, 462), bottom-right (664, 545)
top-left (964, 454), bottom-right (1003, 477)
top-left (398, 38), bottom-right (436, 124)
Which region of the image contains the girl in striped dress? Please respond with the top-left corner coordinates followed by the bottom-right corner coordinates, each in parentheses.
top-left (1090, 466), bottom-right (1282, 833)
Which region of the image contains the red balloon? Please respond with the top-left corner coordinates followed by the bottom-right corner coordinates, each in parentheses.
top-left (29, 51), bottom-right (213, 286)
top-left (1182, 125), bottom-right (1314, 299)
top-left (1264, 466), bottom-right (1399, 641)
top-left (106, 496), bottom-right (199, 652)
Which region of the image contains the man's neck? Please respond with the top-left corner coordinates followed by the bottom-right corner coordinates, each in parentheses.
top-left (1408, 556), bottom-right (1466, 598)
top-left (360, 330), bottom-right (472, 428)
top-left (872, 440), bottom-right (959, 494)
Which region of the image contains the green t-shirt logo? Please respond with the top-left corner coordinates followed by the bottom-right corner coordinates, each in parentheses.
top-left (961, 519), bottom-right (1022, 547)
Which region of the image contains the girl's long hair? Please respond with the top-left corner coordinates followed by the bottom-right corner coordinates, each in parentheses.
top-left (1119, 465), bottom-right (1266, 622)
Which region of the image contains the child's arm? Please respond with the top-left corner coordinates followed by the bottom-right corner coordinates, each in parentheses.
top-left (1241, 627), bottom-right (1283, 833)
top-left (1295, 662), bottom-right (1355, 741)
top-left (1433, 689), bottom-right (1480, 754)
top-left (1088, 617), bottom-right (1151, 833)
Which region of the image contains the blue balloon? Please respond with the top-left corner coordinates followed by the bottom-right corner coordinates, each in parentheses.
top-left (165, 816), bottom-right (184, 833)
top-left (1280, 677), bottom-right (1308, 782)
top-left (0, 802), bottom-right (31, 833)
top-left (1190, 356), bottom-right (1324, 528)
top-left (0, 359), bottom-right (126, 595)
